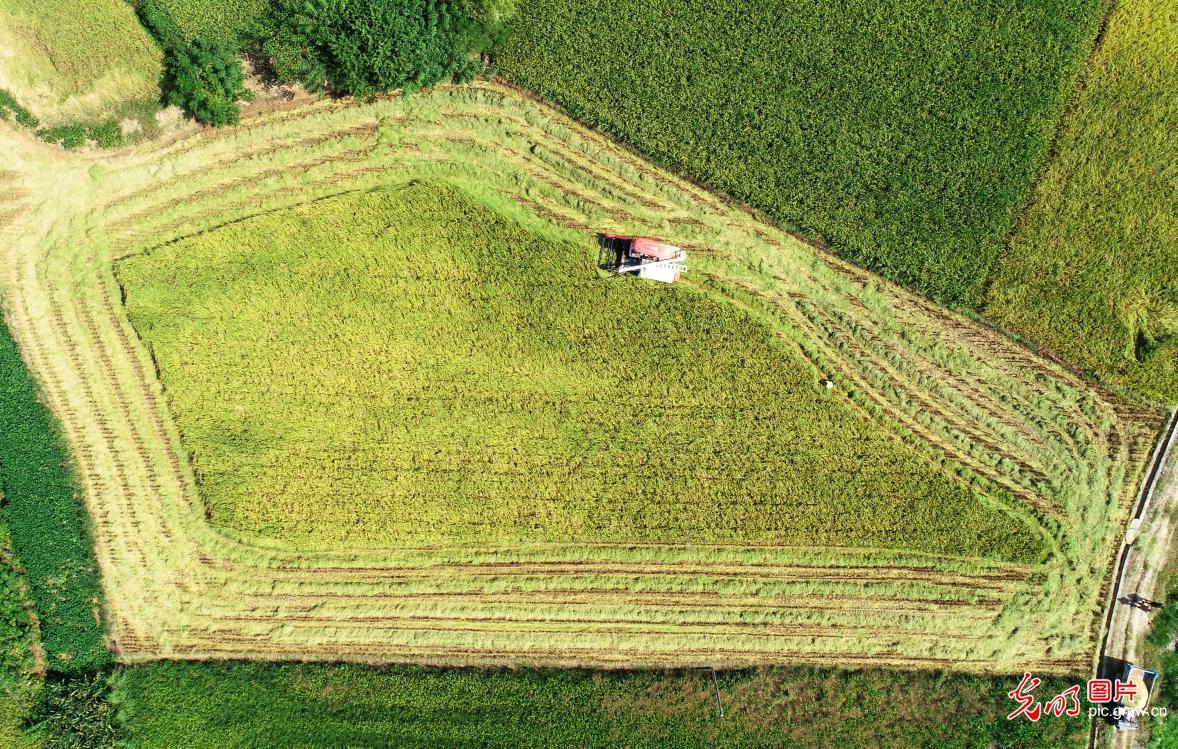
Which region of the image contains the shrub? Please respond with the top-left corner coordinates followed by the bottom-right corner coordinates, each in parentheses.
top-left (86, 121), bottom-right (124, 149)
top-left (0, 90), bottom-right (38, 128)
top-left (253, 0), bottom-right (488, 96)
top-left (36, 125), bottom-right (87, 150)
top-left (165, 39), bottom-right (252, 126)
top-left (136, 0), bottom-right (185, 50)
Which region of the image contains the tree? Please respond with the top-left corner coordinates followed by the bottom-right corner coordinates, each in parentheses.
top-left (166, 40), bottom-right (252, 126)
top-left (253, 0), bottom-right (487, 97)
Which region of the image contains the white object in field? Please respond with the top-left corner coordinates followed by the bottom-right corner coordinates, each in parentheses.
top-left (615, 253), bottom-right (688, 284)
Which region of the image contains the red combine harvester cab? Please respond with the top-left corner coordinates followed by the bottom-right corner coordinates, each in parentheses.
top-left (598, 234), bottom-right (687, 283)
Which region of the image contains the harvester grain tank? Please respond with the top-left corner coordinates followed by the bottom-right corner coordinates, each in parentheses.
top-left (1113, 663), bottom-right (1159, 730)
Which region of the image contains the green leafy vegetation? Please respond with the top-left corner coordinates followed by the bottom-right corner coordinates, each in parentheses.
top-left (165, 39), bottom-right (252, 126)
top-left (253, 0), bottom-right (487, 96)
top-left (117, 182), bottom-right (1042, 559)
top-left (35, 125), bottom-right (88, 150)
top-left (0, 89), bottom-right (39, 128)
top-left (498, 0), bottom-right (1101, 308)
top-left (114, 661), bottom-right (1086, 749)
top-left (85, 120), bottom-right (124, 149)
top-left (0, 523), bottom-right (40, 749)
top-left (985, 0), bottom-right (1178, 404)
top-left (0, 313), bottom-right (108, 674)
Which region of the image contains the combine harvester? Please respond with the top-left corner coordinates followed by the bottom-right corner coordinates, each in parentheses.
top-left (598, 234), bottom-right (687, 283)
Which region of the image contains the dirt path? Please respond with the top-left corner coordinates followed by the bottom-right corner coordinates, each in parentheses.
top-left (1094, 409), bottom-right (1178, 749)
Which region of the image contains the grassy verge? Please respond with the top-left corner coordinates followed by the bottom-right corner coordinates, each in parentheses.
top-left (0, 312), bottom-right (108, 673)
top-left (114, 661), bottom-right (1086, 749)
top-left (498, 0), bottom-right (1102, 308)
top-left (985, 0), bottom-right (1177, 405)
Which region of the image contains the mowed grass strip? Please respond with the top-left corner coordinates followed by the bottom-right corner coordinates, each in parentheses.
top-left (116, 183), bottom-right (1043, 560)
top-left (0, 0), bottom-right (162, 124)
top-left (986, 0), bottom-right (1178, 404)
top-left (498, 0), bottom-right (1102, 308)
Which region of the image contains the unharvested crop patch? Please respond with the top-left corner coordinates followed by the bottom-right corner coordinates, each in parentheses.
top-left (499, 0), bottom-right (1102, 308)
top-left (0, 83), bottom-right (1161, 671)
top-left (986, 0), bottom-right (1178, 403)
top-left (117, 184), bottom-right (1039, 560)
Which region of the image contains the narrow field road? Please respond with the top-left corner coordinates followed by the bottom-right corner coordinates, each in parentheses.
top-left (1093, 409), bottom-right (1178, 749)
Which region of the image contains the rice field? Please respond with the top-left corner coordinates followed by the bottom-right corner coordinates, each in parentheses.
top-left (498, 0), bottom-right (1102, 309)
top-left (985, 0), bottom-right (1178, 404)
top-left (0, 82), bottom-right (1161, 671)
top-left (116, 183), bottom-right (1042, 560)
top-left (0, 0), bottom-right (162, 125)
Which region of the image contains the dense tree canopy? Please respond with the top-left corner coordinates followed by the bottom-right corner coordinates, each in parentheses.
top-left (254, 0), bottom-right (487, 96)
top-left (166, 39), bottom-right (251, 125)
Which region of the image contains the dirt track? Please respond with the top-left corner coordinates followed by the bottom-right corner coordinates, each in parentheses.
top-left (1094, 409), bottom-right (1178, 749)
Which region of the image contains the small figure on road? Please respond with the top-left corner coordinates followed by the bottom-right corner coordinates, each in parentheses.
top-left (1124, 593), bottom-right (1155, 611)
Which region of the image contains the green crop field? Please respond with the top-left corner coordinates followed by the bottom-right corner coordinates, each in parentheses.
top-left (0, 311), bottom-right (108, 673)
top-left (0, 303), bottom-right (1085, 749)
top-left (114, 662), bottom-right (1085, 749)
top-left (498, 0), bottom-right (1102, 309)
top-left (117, 183), bottom-right (1039, 558)
top-left (0, 0), bottom-right (1172, 741)
top-left (986, 0), bottom-right (1177, 404)
top-left (0, 0), bottom-right (162, 125)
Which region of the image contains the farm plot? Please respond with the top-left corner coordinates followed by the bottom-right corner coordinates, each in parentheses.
top-left (117, 184), bottom-right (1038, 558)
top-left (985, 0), bottom-right (1178, 404)
top-left (114, 662), bottom-right (1085, 748)
top-left (0, 0), bottom-right (162, 125)
top-left (0, 82), bottom-right (1161, 671)
top-left (498, 0), bottom-right (1102, 308)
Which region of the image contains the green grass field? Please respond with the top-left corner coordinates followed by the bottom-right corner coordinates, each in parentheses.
top-left (985, 0), bottom-right (1177, 404)
top-left (117, 183), bottom-right (1039, 558)
top-left (114, 662), bottom-right (1086, 749)
top-left (0, 0), bottom-right (162, 125)
top-left (498, 0), bottom-right (1101, 309)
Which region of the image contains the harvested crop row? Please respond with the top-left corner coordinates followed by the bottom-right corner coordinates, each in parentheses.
top-left (0, 83), bottom-right (1160, 671)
